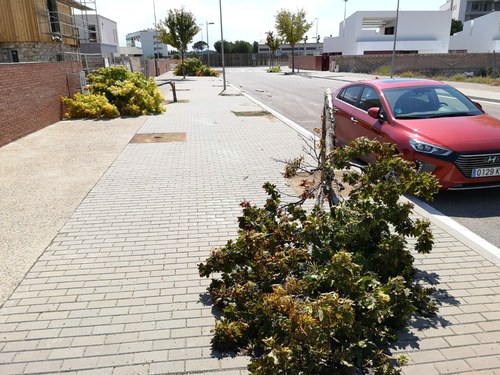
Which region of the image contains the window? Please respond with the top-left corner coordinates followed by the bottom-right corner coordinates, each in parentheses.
top-left (338, 86), bottom-right (363, 106)
top-left (88, 25), bottom-right (97, 42)
top-left (358, 87), bottom-right (381, 111)
top-left (46, 0), bottom-right (60, 33)
top-left (384, 26), bottom-right (395, 35)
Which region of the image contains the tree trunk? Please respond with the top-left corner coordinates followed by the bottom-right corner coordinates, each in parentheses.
top-left (291, 46), bottom-right (295, 73)
top-left (181, 50), bottom-right (186, 79)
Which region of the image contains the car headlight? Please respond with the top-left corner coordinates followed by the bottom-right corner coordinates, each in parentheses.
top-left (409, 138), bottom-right (452, 156)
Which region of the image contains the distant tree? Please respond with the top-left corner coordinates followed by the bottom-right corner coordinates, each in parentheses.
top-left (450, 19), bottom-right (463, 35)
top-left (232, 40), bottom-right (253, 53)
top-left (253, 41), bottom-right (259, 53)
top-left (275, 8), bottom-right (312, 73)
top-left (158, 7), bottom-right (200, 78)
top-left (266, 30), bottom-right (281, 67)
top-left (214, 40), bottom-right (233, 54)
top-left (193, 40), bottom-right (208, 53)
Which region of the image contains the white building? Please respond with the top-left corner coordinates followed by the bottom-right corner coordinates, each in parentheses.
top-left (257, 42), bottom-right (322, 56)
top-left (440, 0), bottom-right (500, 22)
top-left (74, 14), bottom-right (119, 56)
top-left (125, 29), bottom-right (168, 58)
top-left (449, 11), bottom-right (500, 52)
top-left (323, 11), bottom-right (452, 56)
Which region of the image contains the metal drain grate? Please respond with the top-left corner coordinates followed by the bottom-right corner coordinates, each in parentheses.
top-left (130, 133), bottom-right (186, 143)
top-left (232, 111), bottom-right (271, 117)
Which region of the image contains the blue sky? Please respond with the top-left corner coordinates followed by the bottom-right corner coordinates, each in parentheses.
top-left (96, 0), bottom-right (448, 47)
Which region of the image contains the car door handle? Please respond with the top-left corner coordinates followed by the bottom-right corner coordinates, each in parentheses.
top-left (350, 117), bottom-right (359, 124)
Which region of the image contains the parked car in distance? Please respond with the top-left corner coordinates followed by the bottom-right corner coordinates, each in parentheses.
top-left (332, 78), bottom-right (500, 190)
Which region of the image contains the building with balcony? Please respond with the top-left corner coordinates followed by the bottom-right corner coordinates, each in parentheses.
top-left (322, 11), bottom-right (452, 56)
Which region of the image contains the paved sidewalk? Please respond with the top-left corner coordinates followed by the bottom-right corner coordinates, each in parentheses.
top-left (0, 72), bottom-right (500, 374)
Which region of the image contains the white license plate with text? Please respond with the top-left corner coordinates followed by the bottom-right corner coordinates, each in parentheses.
top-left (471, 167), bottom-right (500, 178)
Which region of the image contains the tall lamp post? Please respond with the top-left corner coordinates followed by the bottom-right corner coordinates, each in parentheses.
top-left (343, 0), bottom-right (348, 37)
top-left (390, 0), bottom-right (401, 78)
top-left (206, 21), bottom-right (214, 66)
top-left (153, 0), bottom-right (159, 76)
top-left (219, 0), bottom-right (226, 91)
top-left (314, 18), bottom-right (319, 55)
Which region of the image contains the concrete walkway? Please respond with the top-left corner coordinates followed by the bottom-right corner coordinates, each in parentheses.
top-left (0, 71), bottom-right (500, 374)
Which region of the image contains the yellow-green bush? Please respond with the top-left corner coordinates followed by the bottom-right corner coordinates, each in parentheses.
top-left (61, 66), bottom-right (166, 119)
top-left (62, 93), bottom-right (119, 119)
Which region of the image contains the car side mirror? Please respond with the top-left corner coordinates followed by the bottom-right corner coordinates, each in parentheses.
top-left (473, 101), bottom-right (483, 111)
top-left (368, 107), bottom-right (387, 122)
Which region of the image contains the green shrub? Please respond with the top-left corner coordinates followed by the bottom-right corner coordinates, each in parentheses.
top-left (61, 93), bottom-right (119, 119)
top-left (173, 58), bottom-right (220, 77)
top-left (61, 66), bottom-right (166, 119)
top-left (199, 138), bottom-right (439, 375)
top-left (196, 66), bottom-right (220, 77)
top-left (267, 66), bottom-right (281, 73)
top-left (371, 65), bottom-right (392, 76)
top-left (173, 58), bottom-right (203, 76)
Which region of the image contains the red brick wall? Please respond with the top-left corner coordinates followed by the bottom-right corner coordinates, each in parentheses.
top-left (0, 61), bottom-right (81, 147)
top-left (144, 59), bottom-right (171, 78)
top-left (288, 55), bottom-right (323, 71)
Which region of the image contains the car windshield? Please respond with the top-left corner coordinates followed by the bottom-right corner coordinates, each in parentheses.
top-left (382, 85), bottom-right (483, 119)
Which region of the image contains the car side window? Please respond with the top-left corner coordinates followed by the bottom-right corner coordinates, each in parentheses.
top-left (338, 86), bottom-right (363, 106)
top-left (358, 87), bottom-right (381, 112)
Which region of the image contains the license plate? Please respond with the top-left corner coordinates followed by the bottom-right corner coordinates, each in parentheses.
top-left (471, 167), bottom-right (500, 178)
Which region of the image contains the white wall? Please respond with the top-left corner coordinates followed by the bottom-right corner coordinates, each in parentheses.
top-left (97, 16), bottom-right (118, 48)
top-left (323, 11), bottom-right (451, 55)
top-left (449, 11), bottom-right (500, 52)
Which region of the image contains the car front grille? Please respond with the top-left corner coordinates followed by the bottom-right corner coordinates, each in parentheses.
top-left (454, 152), bottom-right (500, 177)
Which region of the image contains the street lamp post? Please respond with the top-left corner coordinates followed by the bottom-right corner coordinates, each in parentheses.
top-left (343, 0), bottom-right (348, 37)
top-left (390, 0), bottom-right (401, 78)
top-left (206, 21), bottom-right (214, 66)
top-left (219, 0), bottom-right (226, 91)
top-left (314, 18), bottom-right (319, 55)
top-left (153, 0), bottom-right (159, 76)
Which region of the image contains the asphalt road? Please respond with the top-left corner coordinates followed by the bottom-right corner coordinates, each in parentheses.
top-left (225, 67), bottom-right (500, 249)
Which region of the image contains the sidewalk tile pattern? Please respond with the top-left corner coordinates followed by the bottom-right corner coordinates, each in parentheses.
top-left (1, 75), bottom-right (500, 374)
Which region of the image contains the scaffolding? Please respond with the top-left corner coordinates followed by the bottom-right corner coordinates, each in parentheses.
top-left (35, 0), bottom-right (98, 46)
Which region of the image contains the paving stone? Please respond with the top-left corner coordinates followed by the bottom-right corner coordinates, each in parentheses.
top-left (2, 74), bottom-right (500, 375)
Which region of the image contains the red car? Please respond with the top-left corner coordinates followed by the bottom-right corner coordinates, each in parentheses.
top-left (332, 78), bottom-right (500, 190)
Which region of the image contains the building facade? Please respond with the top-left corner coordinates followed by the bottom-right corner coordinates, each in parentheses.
top-left (322, 11), bottom-right (452, 56)
top-left (440, 0), bottom-right (500, 22)
top-left (74, 14), bottom-right (119, 57)
top-left (449, 11), bottom-right (500, 52)
top-left (0, 0), bottom-right (93, 63)
top-left (125, 29), bottom-right (168, 58)
top-left (258, 42), bottom-right (323, 56)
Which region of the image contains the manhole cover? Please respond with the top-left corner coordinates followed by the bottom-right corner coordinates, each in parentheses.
top-left (232, 111), bottom-right (270, 117)
top-left (130, 133), bottom-right (186, 143)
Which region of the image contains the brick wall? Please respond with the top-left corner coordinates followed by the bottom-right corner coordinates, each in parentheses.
top-left (328, 53), bottom-right (498, 75)
top-left (288, 55), bottom-right (323, 71)
top-left (143, 59), bottom-right (171, 78)
top-left (0, 61), bottom-right (82, 147)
